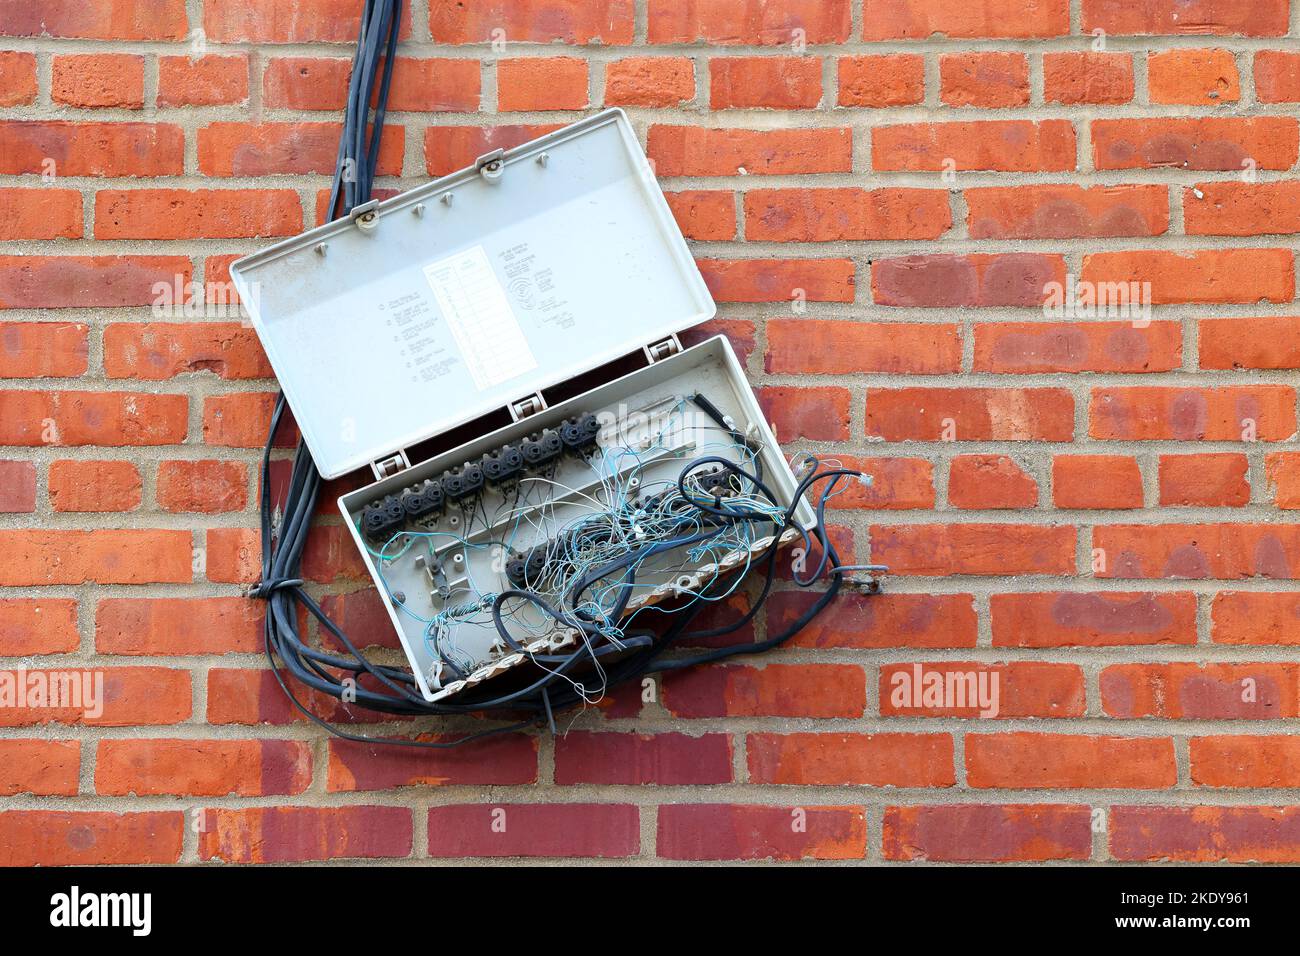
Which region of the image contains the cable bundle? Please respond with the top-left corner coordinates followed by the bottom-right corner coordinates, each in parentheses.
top-left (248, 0), bottom-right (883, 748)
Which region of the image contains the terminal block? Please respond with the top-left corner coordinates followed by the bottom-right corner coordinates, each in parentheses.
top-left (361, 493), bottom-right (406, 542)
top-left (520, 429), bottom-right (562, 469)
top-left (400, 479), bottom-right (444, 521)
top-left (440, 462), bottom-right (484, 501)
top-left (559, 412), bottom-right (600, 453)
top-left (481, 444), bottom-right (524, 485)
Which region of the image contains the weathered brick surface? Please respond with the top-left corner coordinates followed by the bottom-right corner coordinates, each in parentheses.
top-left (3, 0), bottom-right (1300, 867)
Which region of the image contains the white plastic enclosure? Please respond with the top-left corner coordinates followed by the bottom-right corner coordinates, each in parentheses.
top-left (228, 109), bottom-right (714, 480)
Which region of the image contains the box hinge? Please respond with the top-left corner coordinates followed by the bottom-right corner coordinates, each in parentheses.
top-left (350, 199), bottom-right (380, 233)
top-left (371, 450), bottom-right (410, 481)
top-left (475, 148), bottom-right (506, 184)
top-left (508, 392), bottom-right (547, 421)
top-left (644, 334), bottom-right (682, 364)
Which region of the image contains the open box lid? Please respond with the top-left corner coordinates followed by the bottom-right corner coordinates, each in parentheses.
top-left (228, 109), bottom-right (716, 480)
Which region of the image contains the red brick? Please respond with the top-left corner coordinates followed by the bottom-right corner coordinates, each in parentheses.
top-left (159, 54), bottom-right (248, 106)
top-left (0, 255), bottom-right (191, 309)
top-left (0, 666), bottom-right (190, 727)
top-left (663, 663), bottom-right (865, 718)
top-left (883, 804), bottom-right (1091, 862)
top-left (648, 124), bottom-right (851, 177)
top-left (1213, 592), bottom-right (1300, 645)
top-left (659, 804), bottom-right (865, 861)
top-left (0, 390), bottom-right (187, 446)
top-left (300, 525), bottom-right (368, 584)
top-left (429, 0), bottom-right (634, 44)
top-left (0, 599), bottom-right (78, 655)
top-left (554, 732), bottom-right (732, 785)
top-left (745, 187), bottom-right (950, 242)
top-left (0, 51), bottom-right (35, 105)
top-left (103, 322), bottom-right (270, 380)
top-left (201, 806), bottom-right (412, 862)
top-left (1083, 0), bottom-right (1288, 37)
top-left (498, 57), bottom-right (588, 111)
top-left (199, 122), bottom-right (403, 177)
top-left (1159, 453), bottom-right (1250, 507)
top-left (1267, 452), bottom-right (1300, 507)
top-left (207, 668), bottom-right (384, 726)
top-left (202, 392), bottom-right (276, 448)
top-left (698, 258), bottom-right (853, 303)
top-left (317, 589), bottom-right (400, 652)
top-left (95, 189), bottom-right (301, 240)
top-left (0, 321), bottom-right (88, 375)
top-left (205, 0), bottom-right (410, 43)
top-left (873, 253), bottom-right (1065, 307)
top-left (264, 56), bottom-right (479, 112)
top-left (1, 0), bottom-right (189, 40)
top-left (1149, 48), bottom-right (1239, 104)
top-left (681, 318), bottom-right (757, 363)
top-left (747, 733), bottom-right (953, 786)
top-left (1086, 248), bottom-right (1294, 304)
top-left (1185, 181), bottom-right (1300, 236)
top-left (1201, 317), bottom-right (1300, 370)
top-left (663, 190), bottom-right (735, 240)
top-left (605, 57), bottom-right (694, 107)
top-left (1090, 385), bottom-right (1296, 441)
top-left (429, 804), bottom-right (638, 858)
top-left (0, 188), bottom-right (83, 240)
top-left (940, 52), bottom-right (1028, 107)
top-left (0, 811), bottom-right (182, 866)
top-left (96, 597), bottom-right (262, 655)
top-left (0, 530), bottom-right (190, 586)
top-left (757, 386), bottom-right (850, 441)
top-left (205, 528), bottom-right (260, 585)
top-left (0, 740), bottom-right (78, 796)
top-left (1043, 51), bottom-right (1134, 104)
top-left (775, 591), bottom-right (978, 649)
top-left (156, 459), bottom-right (248, 513)
top-left (966, 183), bottom-right (1167, 239)
top-left (967, 733), bottom-right (1176, 788)
top-left (869, 523), bottom-right (1076, 575)
top-left (48, 460), bottom-right (141, 512)
top-left (0, 121), bottom-right (183, 176)
top-left (1097, 522), bottom-right (1300, 579)
top-left (992, 592), bottom-right (1197, 647)
top-left (974, 321), bottom-right (1181, 374)
top-left (818, 456), bottom-right (936, 510)
top-left (0, 461), bottom-right (34, 513)
top-left (327, 735), bottom-right (537, 790)
top-left (649, 0), bottom-right (850, 44)
top-left (865, 387), bottom-right (1075, 441)
top-left (1191, 736), bottom-right (1300, 788)
top-left (1111, 806), bottom-right (1300, 863)
top-left (767, 319), bottom-right (959, 375)
top-left (97, 740), bottom-right (311, 796)
top-left (881, 661), bottom-right (1084, 717)
top-left (1255, 50), bottom-right (1300, 103)
top-left (710, 56), bottom-right (821, 109)
top-left (838, 54), bottom-right (924, 106)
top-left (52, 53), bottom-right (142, 108)
top-left (864, 0), bottom-right (1068, 39)
top-left (1101, 662), bottom-right (1300, 718)
top-left (873, 120), bottom-right (1075, 172)
top-left (1092, 117), bottom-right (1298, 170)
top-left (948, 454), bottom-right (1038, 509)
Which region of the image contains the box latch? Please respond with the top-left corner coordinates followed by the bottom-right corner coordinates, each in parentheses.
top-left (644, 334), bottom-right (682, 364)
top-left (371, 450), bottom-right (410, 481)
top-left (350, 198), bottom-right (380, 233)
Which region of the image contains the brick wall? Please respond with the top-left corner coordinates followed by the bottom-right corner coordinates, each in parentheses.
top-left (1, 0), bottom-right (1299, 864)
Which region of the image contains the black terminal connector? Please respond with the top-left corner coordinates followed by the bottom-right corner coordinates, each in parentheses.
top-left (505, 546), bottom-right (548, 588)
top-left (520, 429), bottom-right (562, 469)
top-left (481, 444), bottom-right (524, 485)
top-left (361, 493), bottom-right (406, 542)
top-left (440, 462), bottom-right (484, 501)
top-left (400, 479), bottom-right (444, 521)
top-left (559, 412), bottom-right (600, 453)
top-left (697, 466), bottom-right (731, 498)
